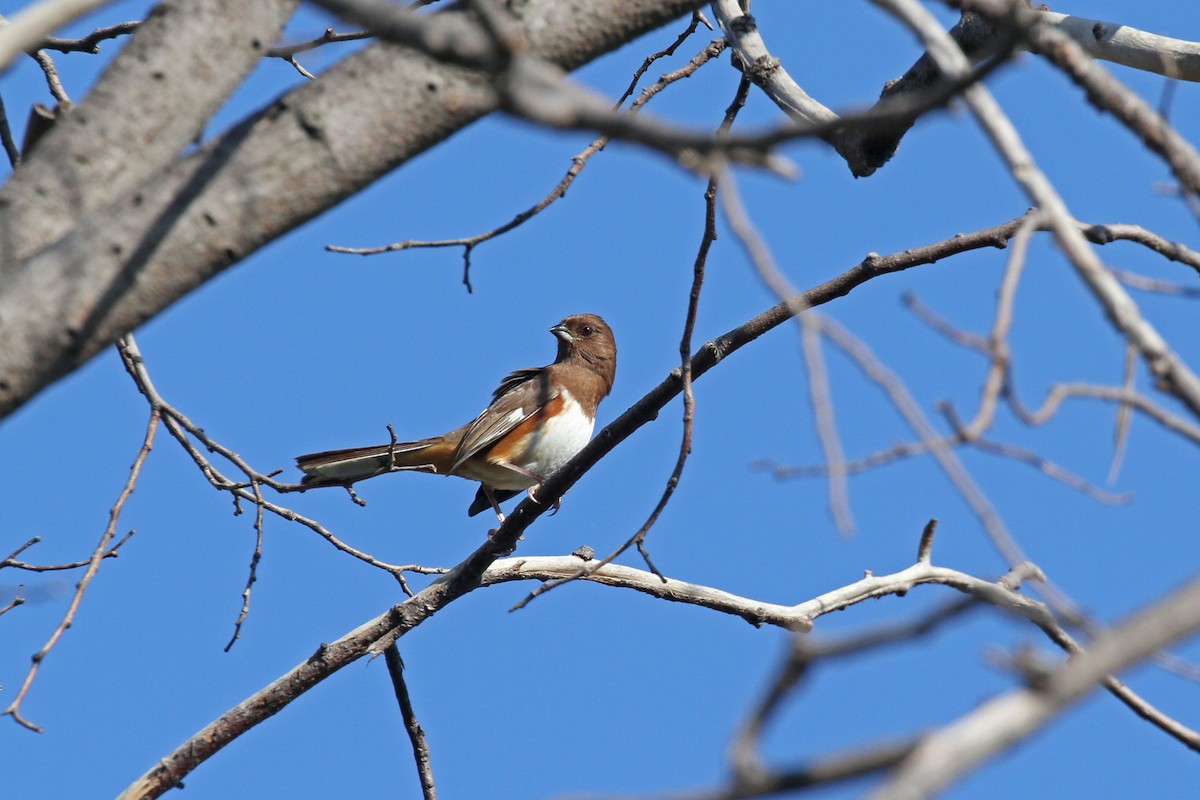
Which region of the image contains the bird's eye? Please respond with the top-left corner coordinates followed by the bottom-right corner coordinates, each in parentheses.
top-left (582, 325), bottom-right (594, 336)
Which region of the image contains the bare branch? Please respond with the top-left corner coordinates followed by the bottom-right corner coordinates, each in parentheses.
top-left (1, 531), bottom-right (134, 572)
top-left (111, 210), bottom-right (1089, 793)
top-left (0, 92), bottom-right (18, 167)
top-left (872, 573), bottom-right (1200, 799)
top-left (0, 585), bottom-right (26, 618)
top-left (886, 0), bottom-right (1200, 422)
top-left (116, 336), bottom-right (415, 578)
top-left (715, 2), bottom-right (1019, 176)
top-left (729, 598), bottom-right (974, 788)
top-left (224, 481), bottom-right (266, 652)
top-left (650, 740), bottom-right (919, 800)
top-left (0, 0), bottom-right (113, 71)
top-left (1033, 9), bottom-right (1200, 82)
top-left (510, 75), bottom-right (747, 610)
top-left (28, 49), bottom-right (71, 106)
top-left (0, 0), bottom-right (719, 424)
top-left (969, 1), bottom-right (1200, 198)
top-left (327, 34), bottom-right (729, 290)
top-left (384, 645), bottom-right (437, 800)
top-left (4, 390), bottom-right (156, 732)
top-left (39, 20), bottom-right (142, 53)
top-left (266, 27), bottom-right (370, 58)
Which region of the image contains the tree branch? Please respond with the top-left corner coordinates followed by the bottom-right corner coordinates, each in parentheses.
top-left (872, 573), bottom-right (1200, 799)
top-left (0, 0), bottom-right (711, 424)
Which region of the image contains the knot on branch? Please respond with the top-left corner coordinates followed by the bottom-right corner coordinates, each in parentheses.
top-left (729, 14), bottom-right (757, 35)
top-left (747, 55), bottom-right (781, 86)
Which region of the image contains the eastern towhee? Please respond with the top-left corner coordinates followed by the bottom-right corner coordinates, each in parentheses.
top-left (295, 314), bottom-right (616, 521)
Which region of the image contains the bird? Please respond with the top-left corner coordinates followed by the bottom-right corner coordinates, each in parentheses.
top-left (295, 314), bottom-right (616, 521)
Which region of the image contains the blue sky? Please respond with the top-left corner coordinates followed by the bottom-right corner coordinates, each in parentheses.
top-left (2, 2), bottom-right (1199, 798)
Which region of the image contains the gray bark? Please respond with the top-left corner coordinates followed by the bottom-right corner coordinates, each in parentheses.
top-left (0, 0), bottom-right (704, 422)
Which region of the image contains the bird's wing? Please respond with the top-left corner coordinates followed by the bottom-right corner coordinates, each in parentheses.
top-left (451, 367), bottom-right (556, 471)
top-left (489, 367), bottom-right (544, 401)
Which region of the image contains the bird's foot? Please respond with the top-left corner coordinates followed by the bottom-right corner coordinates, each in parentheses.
top-left (527, 484), bottom-right (561, 515)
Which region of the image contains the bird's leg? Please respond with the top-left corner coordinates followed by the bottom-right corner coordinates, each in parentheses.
top-left (495, 462), bottom-right (561, 515)
top-left (482, 486), bottom-right (506, 524)
top-left (496, 462), bottom-right (545, 483)
top-left (482, 487), bottom-right (524, 553)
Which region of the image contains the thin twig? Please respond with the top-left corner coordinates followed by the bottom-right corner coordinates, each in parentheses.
top-left (267, 27), bottom-right (370, 58)
top-left (0, 92), bottom-right (20, 167)
top-left (1108, 342), bottom-right (1137, 484)
top-left (40, 20), bottom-right (141, 53)
top-left (116, 335), bottom-right (416, 580)
top-left (0, 586), bottom-right (26, 618)
top-left (1109, 266), bottom-right (1200, 297)
top-left (510, 77), bottom-right (751, 611)
top-left (1, 532), bottom-right (134, 572)
top-left (326, 36), bottom-right (729, 292)
top-left (29, 49), bottom-right (72, 106)
top-left (269, 28), bottom-right (372, 79)
top-left (756, 427), bottom-right (1133, 505)
top-left (224, 481), bottom-right (266, 652)
top-left (961, 212), bottom-right (1038, 439)
top-left (716, 165), bottom-right (858, 535)
top-left (4, 386), bottom-right (155, 732)
top-left (729, 592), bottom-right (975, 783)
top-left (384, 645), bottom-right (437, 800)
top-left (614, 11), bottom-right (710, 107)
top-left (1010, 382), bottom-right (1200, 445)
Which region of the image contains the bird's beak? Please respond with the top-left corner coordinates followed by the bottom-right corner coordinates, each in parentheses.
top-left (550, 324), bottom-right (573, 342)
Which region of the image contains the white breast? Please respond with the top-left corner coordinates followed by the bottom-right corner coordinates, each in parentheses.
top-left (464, 388), bottom-right (595, 491)
top-left (517, 389), bottom-right (595, 479)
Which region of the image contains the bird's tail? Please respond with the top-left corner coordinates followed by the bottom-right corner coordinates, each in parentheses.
top-left (295, 436), bottom-right (460, 487)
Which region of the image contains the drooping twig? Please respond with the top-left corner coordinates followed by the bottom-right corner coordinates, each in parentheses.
top-left (4, 391), bottom-right (156, 732)
top-left (0, 92), bottom-right (20, 167)
top-left (29, 49), bottom-right (72, 106)
top-left (716, 164), bottom-right (856, 535)
top-left (384, 644), bottom-right (437, 800)
top-left (224, 481), bottom-right (266, 652)
top-left (510, 76), bottom-right (750, 611)
top-left (327, 33), bottom-right (729, 292)
top-left (116, 335), bottom-right (414, 580)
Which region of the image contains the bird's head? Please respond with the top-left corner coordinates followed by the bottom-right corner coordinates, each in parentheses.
top-left (551, 313), bottom-right (617, 394)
